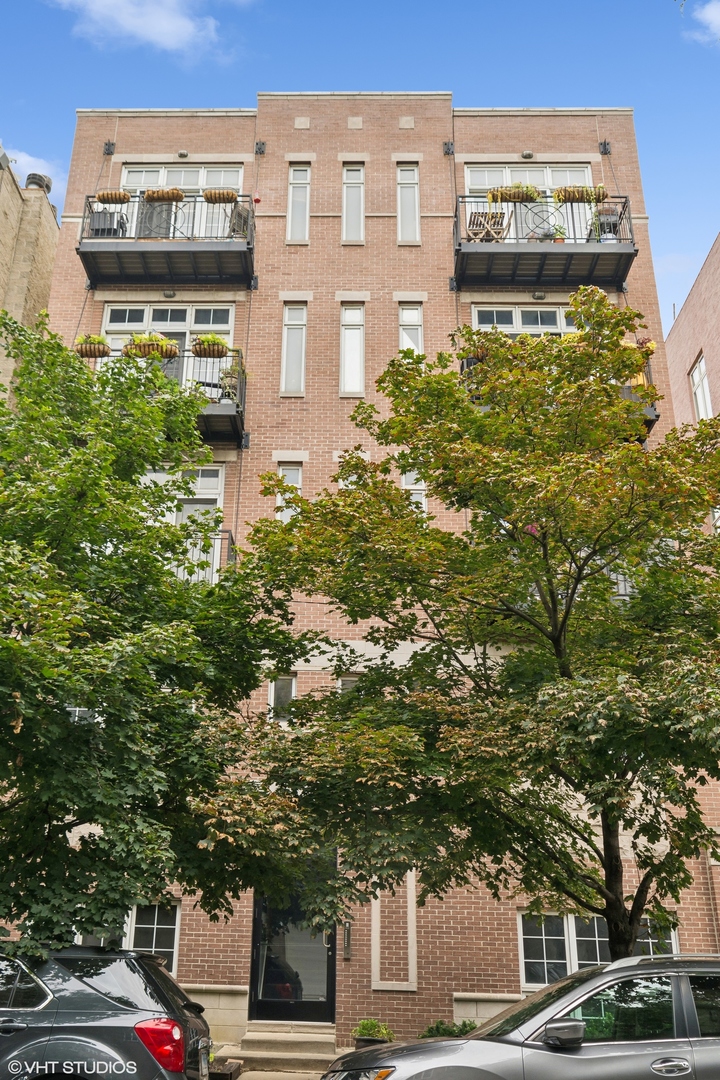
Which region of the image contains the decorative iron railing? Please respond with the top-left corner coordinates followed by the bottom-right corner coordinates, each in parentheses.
top-left (80, 193), bottom-right (254, 244)
top-left (454, 194), bottom-right (633, 248)
top-left (99, 351), bottom-right (246, 409)
top-left (180, 529), bottom-right (236, 584)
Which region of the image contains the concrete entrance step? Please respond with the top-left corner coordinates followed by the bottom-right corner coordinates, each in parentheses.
top-left (244, 1022), bottom-right (336, 1034)
top-left (238, 1050), bottom-right (334, 1072)
top-left (241, 1029), bottom-right (336, 1056)
top-left (241, 1073), bottom-right (322, 1080)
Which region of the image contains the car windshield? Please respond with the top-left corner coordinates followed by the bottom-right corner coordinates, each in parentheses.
top-left (470, 967), bottom-right (602, 1038)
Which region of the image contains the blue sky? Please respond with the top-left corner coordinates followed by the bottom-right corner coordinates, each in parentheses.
top-left (0, 0), bottom-right (715, 334)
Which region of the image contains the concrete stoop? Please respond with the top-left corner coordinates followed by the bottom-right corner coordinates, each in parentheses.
top-left (218, 1021), bottom-right (337, 1075)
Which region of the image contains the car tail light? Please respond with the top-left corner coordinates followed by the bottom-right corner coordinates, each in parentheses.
top-left (135, 1017), bottom-right (185, 1072)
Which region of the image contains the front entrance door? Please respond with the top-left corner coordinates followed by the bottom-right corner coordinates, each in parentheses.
top-left (249, 895), bottom-right (335, 1023)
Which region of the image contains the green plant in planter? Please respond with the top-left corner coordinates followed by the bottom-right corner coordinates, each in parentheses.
top-left (553, 223), bottom-right (567, 239)
top-left (74, 334), bottom-right (108, 346)
top-left (194, 332), bottom-right (229, 346)
top-left (488, 183), bottom-right (543, 204)
top-left (418, 1019), bottom-right (477, 1039)
top-left (129, 332), bottom-right (168, 344)
top-left (351, 1019), bottom-right (395, 1042)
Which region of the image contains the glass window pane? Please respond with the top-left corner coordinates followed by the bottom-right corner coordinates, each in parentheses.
top-left (400, 306), bottom-right (420, 324)
top-left (286, 306), bottom-right (306, 324)
top-left (539, 310), bottom-right (559, 327)
top-left (291, 168), bottom-right (309, 182)
top-left (194, 310), bottom-right (212, 325)
top-left (210, 309), bottom-right (230, 325)
top-left (342, 306), bottom-right (363, 324)
top-left (156, 905), bottom-right (178, 927)
top-left (152, 309), bottom-right (170, 322)
top-left (283, 325), bottom-right (305, 393)
top-left (399, 183), bottom-right (419, 243)
top-left (521, 311), bottom-right (542, 327)
top-left (689, 976), bottom-right (720, 1037)
top-left (11, 969), bottom-right (47, 1008)
top-left (344, 184), bottom-right (363, 242)
top-left (0, 959), bottom-right (18, 1007)
top-left (289, 184), bottom-right (309, 242)
top-left (565, 977), bottom-right (674, 1042)
top-left (279, 466), bottom-right (301, 487)
top-left (272, 676), bottom-right (295, 716)
top-left (341, 325), bottom-right (364, 394)
top-left (400, 325), bottom-right (422, 351)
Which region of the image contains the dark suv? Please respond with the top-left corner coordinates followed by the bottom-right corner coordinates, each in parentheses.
top-left (0, 945), bottom-right (210, 1078)
top-left (324, 955), bottom-right (720, 1080)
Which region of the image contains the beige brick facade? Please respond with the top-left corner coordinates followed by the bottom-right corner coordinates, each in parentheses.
top-left (48, 93), bottom-right (713, 1050)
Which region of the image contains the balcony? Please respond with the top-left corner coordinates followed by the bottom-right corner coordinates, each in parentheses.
top-left (453, 195), bottom-right (637, 290)
top-left (77, 194), bottom-right (255, 288)
top-left (179, 529), bottom-right (235, 584)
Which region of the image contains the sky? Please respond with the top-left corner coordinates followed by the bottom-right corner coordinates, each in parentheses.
top-left (0, 0), bottom-right (716, 335)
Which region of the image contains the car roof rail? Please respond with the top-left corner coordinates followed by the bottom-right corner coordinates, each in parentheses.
top-left (606, 953), bottom-right (720, 970)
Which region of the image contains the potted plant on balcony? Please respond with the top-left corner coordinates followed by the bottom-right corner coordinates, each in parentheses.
top-left (144, 188), bottom-right (185, 203)
top-left (122, 332), bottom-right (179, 360)
top-left (94, 190), bottom-right (131, 205)
top-left (351, 1020), bottom-right (395, 1051)
top-left (553, 224), bottom-right (567, 243)
top-left (191, 333), bottom-right (230, 359)
top-left (74, 334), bottom-right (111, 359)
top-left (203, 189), bottom-right (239, 204)
top-left (488, 183), bottom-right (543, 204)
top-left (553, 184), bottom-right (607, 205)
top-left (218, 354), bottom-right (246, 401)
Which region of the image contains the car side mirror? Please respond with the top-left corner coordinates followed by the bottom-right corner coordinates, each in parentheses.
top-left (543, 1019), bottom-right (585, 1048)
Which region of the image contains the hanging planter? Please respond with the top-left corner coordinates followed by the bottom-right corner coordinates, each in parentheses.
top-left (203, 189), bottom-right (238, 204)
top-left (191, 335), bottom-right (230, 359)
top-left (553, 185), bottom-right (607, 205)
top-left (488, 184), bottom-right (543, 204)
top-left (75, 336), bottom-right (111, 359)
top-left (122, 335), bottom-right (179, 360)
top-left (94, 190), bottom-right (131, 205)
top-left (144, 188), bottom-right (185, 203)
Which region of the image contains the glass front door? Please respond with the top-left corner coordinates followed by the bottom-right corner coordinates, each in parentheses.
top-left (249, 896), bottom-right (335, 1022)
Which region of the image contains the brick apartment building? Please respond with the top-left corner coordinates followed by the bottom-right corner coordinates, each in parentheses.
top-left (0, 145), bottom-right (59, 386)
top-left (666, 232), bottom-right (720, 429)
top-left (46, 92), bottom-right (720, 1064)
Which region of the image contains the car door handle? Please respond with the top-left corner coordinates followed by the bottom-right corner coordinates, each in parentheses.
top-left (0, 1021), bottom-right (28, 1035)
top-left (651, 1060), bottom-right (692, 1076)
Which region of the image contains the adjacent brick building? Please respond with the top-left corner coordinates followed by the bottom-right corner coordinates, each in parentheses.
top-left (49, 93), bottom-right (717, 1064)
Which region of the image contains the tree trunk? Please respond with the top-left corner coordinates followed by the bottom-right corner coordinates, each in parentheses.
top-left (601, 810), bottom-right (643, 960)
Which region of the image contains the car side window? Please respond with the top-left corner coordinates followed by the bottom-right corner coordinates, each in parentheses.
top-left (0, 959), bottom-right (18, 1008)
top-left (11, 968), bottom-right (48, 1008)
top-left (689, 975), bottom-right (720, 1036)
top-left (560, 976), bottom-right (674, 1042)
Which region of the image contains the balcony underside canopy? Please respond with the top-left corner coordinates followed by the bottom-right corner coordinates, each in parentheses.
top-left (77, 239), bottom-right (254, 288)
top-left (454, 241), bottom-right (638, 290)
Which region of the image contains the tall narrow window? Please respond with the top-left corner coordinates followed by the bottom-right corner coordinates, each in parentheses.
top-left (276, 463), bottom-right (302, 523)
top-left (281, 305), bottom-right (307, 394)
top-left (270, 675), bottom-right (296, 721)
top-left (397, 165), bottom-right (420, 244)
top-left (690, 355), bottom-right (713, 420)
top-left (342, 165), bottom-right (364, 243)
top-left (399, 305), bottom-right (423, 352)
top-left (287, 166), bottom-right (310, 242)
top-left (340, 305), bottom-right (365, 395)
top-left (130, 904), bottom-right (179, 973)
top-left (402, 470), bottom-right (427, 511)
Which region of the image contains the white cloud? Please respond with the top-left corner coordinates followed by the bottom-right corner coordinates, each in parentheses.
top-left (3, 148), bottom-right (68, 210)
top-left (686, 0), bottom-right (720, 43)
top-left (50, 0), bottom-right (219, 53)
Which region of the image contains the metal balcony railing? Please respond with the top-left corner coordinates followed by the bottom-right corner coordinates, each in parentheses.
top-left (454, 194), bottom-right (633, 248)
top-left (100, 350), bottom-right (246, 408)
top-left (80, 193), bottom-right (254, 244)
top-left (179, 529), bottom-right (236, 584)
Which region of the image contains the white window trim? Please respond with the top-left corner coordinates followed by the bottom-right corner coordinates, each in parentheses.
top-left (397, 164), bottom-right (420, 245)
top-left (287, 165), bottom-right (311, 244)
top-left (472, 304), bottom-right (575, 337)
top-left (340, 304), bottom-right (365, 397)
top-left (401, 471), bottom-right (427, 512)
top-left (280, 305), bottom-right (307, 396)
top-left (276, 462), bottom-right (302, 523)
top-left (101, 303), bottom-right (236, 348)
top-left (517, 911), bottom-right (679, 992)
top-left (123, 902), bottom-right (182, 976)
top-left (690, 355), bottom-right (713, 421)
top-left (342, 164), bottom-right (365, 245)
top-left (399, 304), bottom-right (424, 354)
top-left (464, 163), bottom-right (592, 196)
top-left (121, 165), bottom-right (244, 193)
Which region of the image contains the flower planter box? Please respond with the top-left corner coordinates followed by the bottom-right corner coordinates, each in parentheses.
top-left (75, 342), bottom-right (111, 359)
top-left (554, 185), bottom-right (607, 204)
top-left (191, 341), bottom-right (229, 358)
top-left (488, 187), bottom-right (542, 203)
top-left (122, 341), bottom-right (179, 359)
top-left (144, 188), bottom-right (185, 203)
top-left (203, 189), bottom-right (238, 204)
top-left (94, 190), bottom-right (130, 205)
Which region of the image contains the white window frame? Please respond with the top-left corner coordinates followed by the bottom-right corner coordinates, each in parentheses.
top-left (690, 355), bottom-right (713, 421)
top-left (287, 165), bottom-right (311, 243)
top-left (399, 304), bottom-right (424, 354)
top-left (340, 305), bottom-right (365, 396)
top-left (472, 305), bottom-right (576, 338)
top-left (342, 164), bottom-right (365, 244)
top-left (397, 164), bottom-right (420, 245)
top-left (402, 470), bottom-right (427, 511)
top-left (280, 304), bottom-right (307, 395)
top-left (102, 303), bottom-right (235, 355)
top-left (124, 902), bottom-right (181, 976)
top-left (518, 911), bottom-right (679, 991)
top-left (465, 163), bottom-right (592, 197)
top-left (121, 165), bottom-right (244, 194)
top-left (276, 462), bottom-right (302, 523)
top-left (269, 673), bottom-right (297, 721)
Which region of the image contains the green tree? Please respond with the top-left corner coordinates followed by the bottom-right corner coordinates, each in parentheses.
top-left (247, 287), bottom-right (720, 960)
top-left (0, 313), bottom-right (321, 951)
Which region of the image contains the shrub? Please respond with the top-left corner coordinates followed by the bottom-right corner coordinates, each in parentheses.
top-left (351, 1019), bottom-right (395, 1041)
top-left (418, 1019), bottom-right (477, 1039)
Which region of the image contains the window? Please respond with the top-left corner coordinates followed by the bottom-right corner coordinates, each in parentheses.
top-left (276, 464), bottom-right (302, 523)
top-left (690, 355), bottom-right (713, 420)
top-left (399, 305), bottom-right (423, 353)
top-left (342, 165), bottom-right (364, 243)
top-left (473, 306), bottom-right (576, 338)
top-left (287, 166), bottom-right (311, 242)
top-left (402, 470), bottom-right (427, 511)
top-left (340, 305), bottom-right (364, 395)
top-left (120, 167), bottom-right (244, 241)
top-left (102, 305), bottom-right (234, 371)
top-left (562, 976), bottom-right (675, 1042)
top-left (339, 675), bottom-right (360, 693)
top-left (281, 305), bottom-right (307, 394)
top-left (466, 164), bottom-right (591, 197)
top-left (0, 958), bottom-right (48, 1009)
top-left (689, 975), bottom-right (720, 1036)
top-left (397, 165), bottom-right (420, 244)
top-left (122, 166), bottom-right (243, 194)
top-left (129, 903), bottom-right (179, 973)
top-left (270, 675), bottom-right (296, 720)
top-left (465, 164), bottom-right (593, 243)
top-left (519, 913), bottom-right (675, 988)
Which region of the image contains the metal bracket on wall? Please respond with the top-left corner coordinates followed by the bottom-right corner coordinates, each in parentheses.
top-left (241, 432), bottom-right (251, 450)
top-left (254, 141), bottom-right (266, 155)
top-left (250, 276), bottom-right (259, 291)
top-left (443, 141), bottom-right (455, 156)
top-left (449, 277), bottom-right (458, 292)
top-left (103, 141), bottom-right (116, 156)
